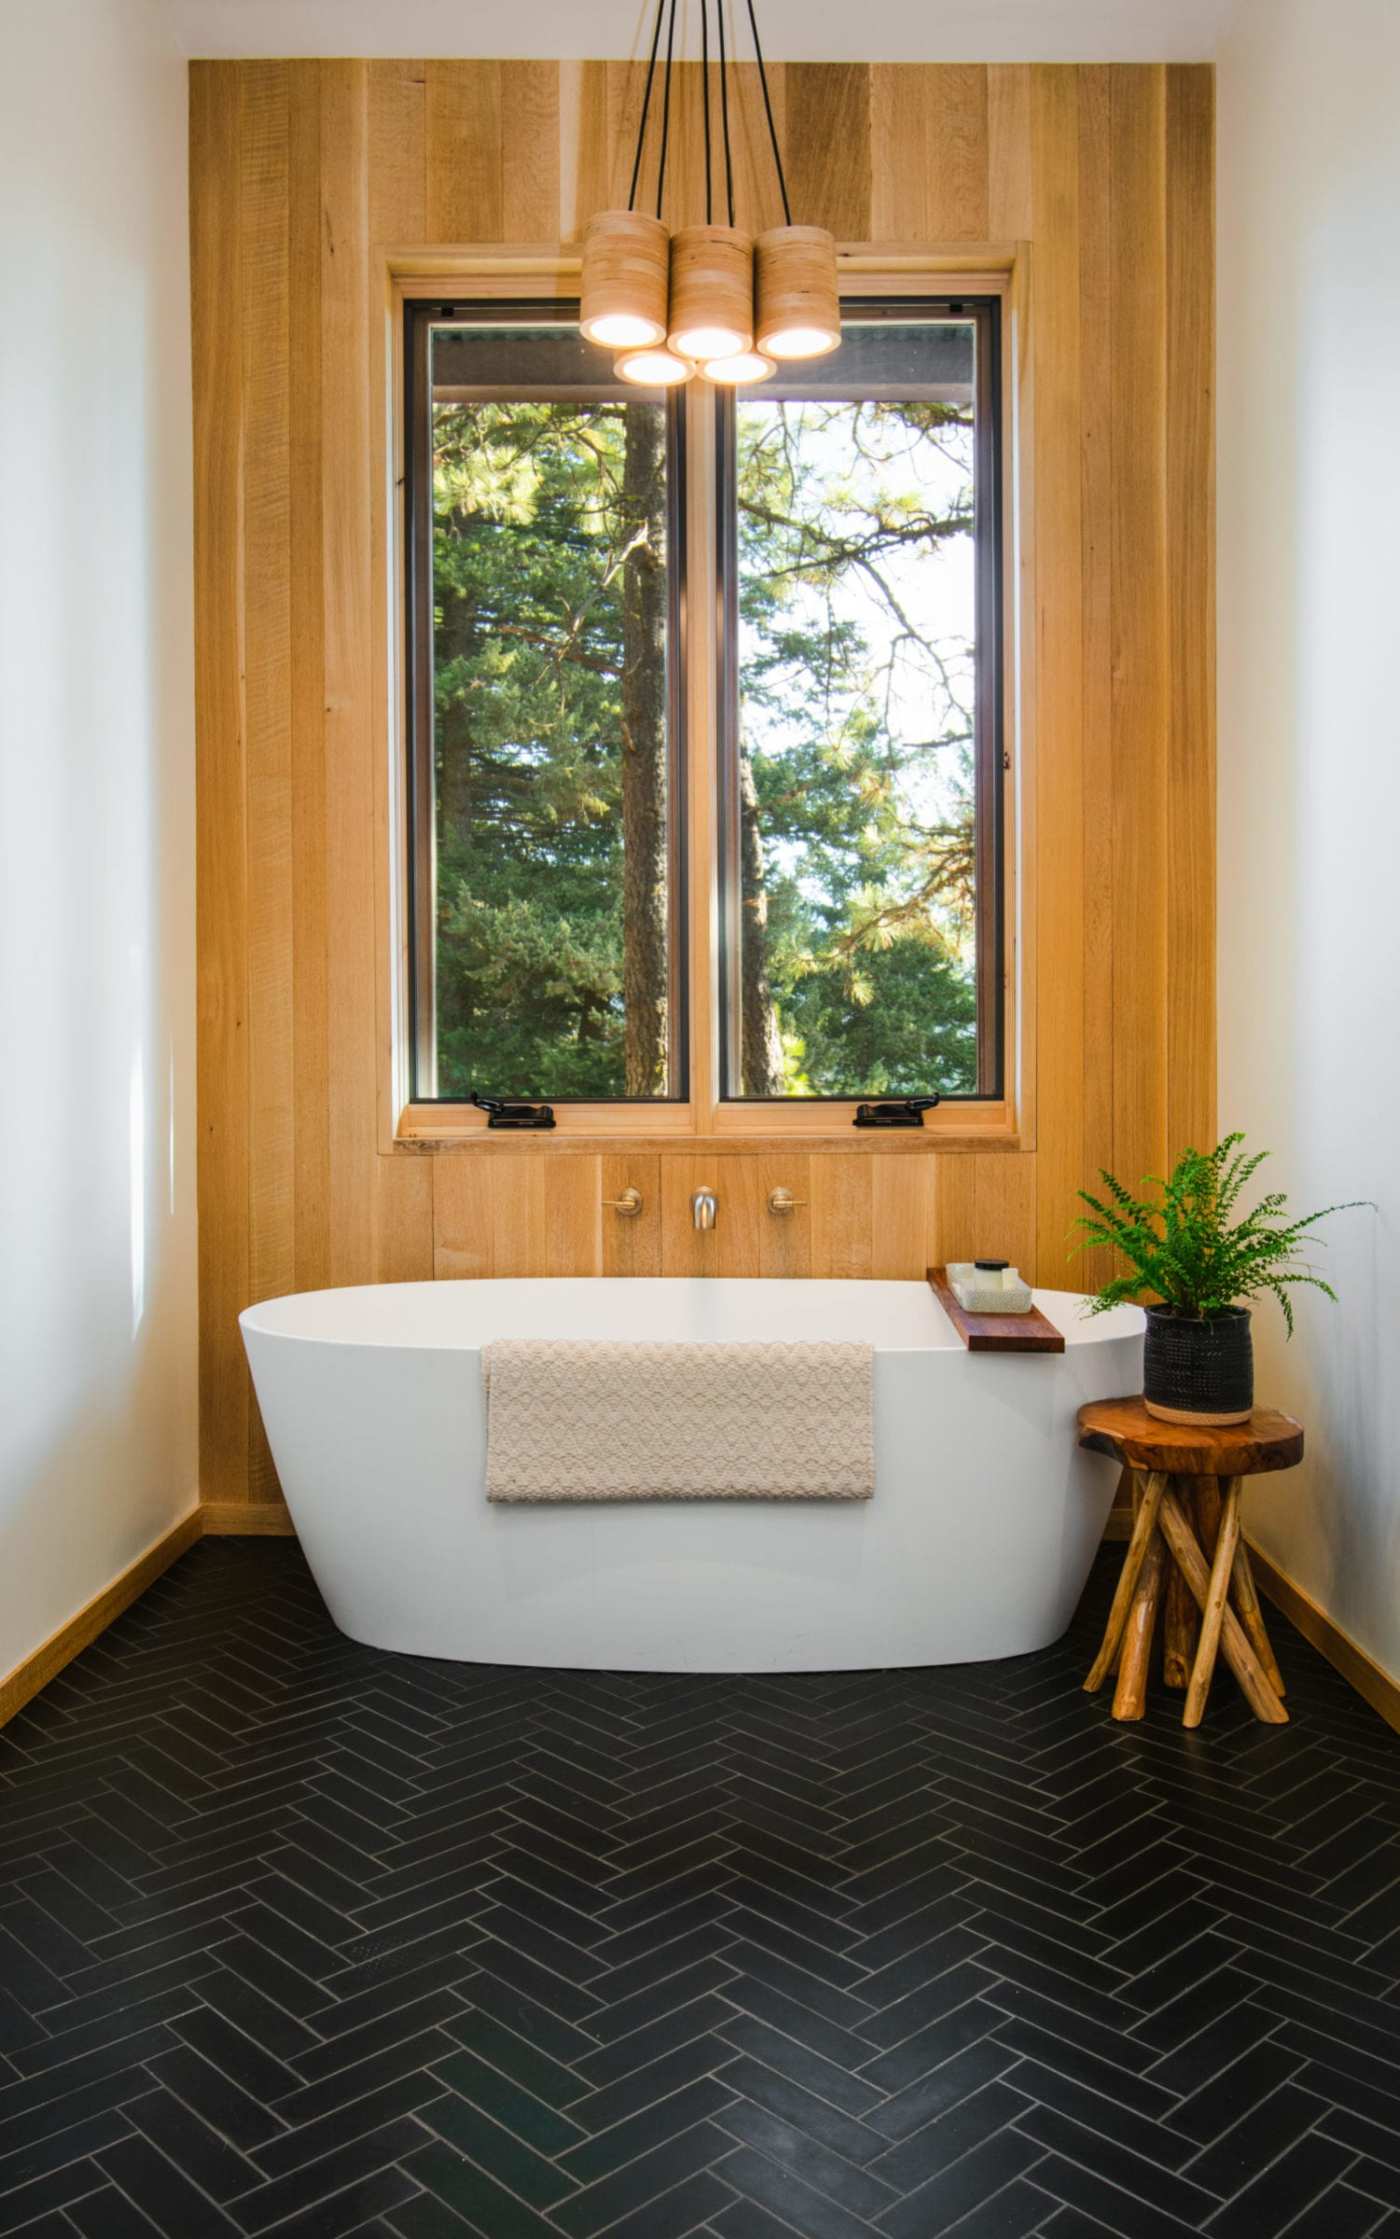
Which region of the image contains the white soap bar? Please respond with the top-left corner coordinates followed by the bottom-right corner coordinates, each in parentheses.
top-left (947, 1263), bottom-right (1035, 1315)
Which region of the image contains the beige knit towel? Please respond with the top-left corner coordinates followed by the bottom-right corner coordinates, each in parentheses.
top-left (482, 1340), bottom-right (875, 1502)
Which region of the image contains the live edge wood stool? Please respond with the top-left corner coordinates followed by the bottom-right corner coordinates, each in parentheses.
top-left (1077, 1399), bottom-right (1304, 1728)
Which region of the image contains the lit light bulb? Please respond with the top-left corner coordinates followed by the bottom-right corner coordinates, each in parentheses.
top-left (760, 325), bottom-right (840, 361)
top-left (669, 323), bottom-right (749, 363)
top-left (582, 309), bottom-right (668, 350)
top-left (703, 349), bottom-right (776, 385)
top-left (615, 346), bottom-right (696, 386)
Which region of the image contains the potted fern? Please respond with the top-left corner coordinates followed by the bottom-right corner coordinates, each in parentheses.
top-left (1076, 1134), bottom-right (1363, 1425)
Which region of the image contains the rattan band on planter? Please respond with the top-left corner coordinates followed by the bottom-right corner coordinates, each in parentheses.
top-left (579, 210), bottom-right (670, 350)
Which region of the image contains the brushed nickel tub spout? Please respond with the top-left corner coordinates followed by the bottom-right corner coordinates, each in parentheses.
top-left (692, 1188), bottom-right (717, 1231)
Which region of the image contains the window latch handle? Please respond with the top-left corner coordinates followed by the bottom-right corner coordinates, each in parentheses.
top-left (467, 1090), bottom-right (557, 1132)
top-left (853, 1096), bottom-right (941, 1130)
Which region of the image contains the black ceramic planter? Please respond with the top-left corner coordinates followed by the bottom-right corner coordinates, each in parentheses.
top-left (1143, 1304), bottom-right (1254, 1425)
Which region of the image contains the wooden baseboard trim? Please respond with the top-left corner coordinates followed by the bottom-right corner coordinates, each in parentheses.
top-left (8, 1505), bottom-right (1394, 1739)
top-left (1, 1495), bottom-right (298, 1727)
top-left (201, 1501), bottom-right (296, 1536)
top-left (0, 1507), bottom-right (203, 1728)
top-left (1247, 1538), bottom-right (1400, 1736)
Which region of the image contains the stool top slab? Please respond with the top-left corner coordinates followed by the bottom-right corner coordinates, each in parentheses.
top-left (1077, 1397), bottom-right (1304, 1477)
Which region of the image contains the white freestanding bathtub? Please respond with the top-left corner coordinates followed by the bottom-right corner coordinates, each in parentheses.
top-left (240, 1278), bottom-right (1143, 1674)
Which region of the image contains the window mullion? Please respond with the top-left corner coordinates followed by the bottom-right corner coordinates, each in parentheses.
top-left (683, 381), bottom-right (722, 1134)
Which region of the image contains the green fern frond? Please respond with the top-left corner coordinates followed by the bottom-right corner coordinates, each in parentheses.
top-left (1074, 1133), bottom-right (1370, 1335)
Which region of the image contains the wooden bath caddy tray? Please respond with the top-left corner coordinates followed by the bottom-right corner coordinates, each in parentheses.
top-left (926, 1267), bottom-right (1066, 1354)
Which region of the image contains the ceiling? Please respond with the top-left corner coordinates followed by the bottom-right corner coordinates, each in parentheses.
top-left (160, 0), bottom-right (1242, 64)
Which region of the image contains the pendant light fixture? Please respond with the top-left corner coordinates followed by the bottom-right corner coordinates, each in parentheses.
top-left (578, 0), bottom-right (840, 384)
top-left (703, 348), bottom-right (778, 384)
top-left (743, 1), bottom-right (841, 361)
top-left (669, 228), bottom-right (753, 361)
top-left (579, 209), bottom-right (669, 350)
top-left (755, 224), bottom-right (842, 360)
top-left (667, 0), bottom-right (752, 364)
top-left (615, 344), bottom-right (695, 385)
top-left (584, 0), bottom-right (688, 380)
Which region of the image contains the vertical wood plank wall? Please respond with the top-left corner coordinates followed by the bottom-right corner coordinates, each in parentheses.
top-left (191, 60), bottom-right (1216, 1514)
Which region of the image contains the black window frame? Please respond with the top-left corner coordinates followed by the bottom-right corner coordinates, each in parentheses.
top-left (714, 295), bottom-right (1005, 1104)
top-left (402, 296), bottom-right (690, 1104)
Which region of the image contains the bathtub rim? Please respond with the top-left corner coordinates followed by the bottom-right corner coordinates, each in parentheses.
top-left (239, 1274), bottom-right (1145, 1357)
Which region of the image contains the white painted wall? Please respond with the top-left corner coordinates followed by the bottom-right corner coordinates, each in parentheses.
top-left (163, 0), bottom-right (1238, 64)
top-left (0, 0), bottom-right (198, 1685)
top-left (1218, 0), bottom-right (1400, 1679)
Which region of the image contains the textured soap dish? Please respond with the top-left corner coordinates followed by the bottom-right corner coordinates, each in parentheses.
top-left (947, 1259), bottom-right (1034, 1315)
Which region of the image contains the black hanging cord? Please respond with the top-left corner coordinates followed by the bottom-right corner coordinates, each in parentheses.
top-left (626, 0), bottom-right (666, 213)
top-left (745, 0), bottom-right (791, 226)
top-left (717, 0), bottom-right (735, 228)
top-left (701, 0), bottom-right (713, 225)
top-left (654, 0), bottom-right (679, 221)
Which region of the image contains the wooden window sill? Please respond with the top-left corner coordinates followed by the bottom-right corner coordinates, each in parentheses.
top-left (392, 1102), bottom-right (1019, 1154)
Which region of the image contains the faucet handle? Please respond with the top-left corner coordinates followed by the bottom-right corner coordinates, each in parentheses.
top-left (602, 1186), bottom-right (644, 1217)
top-left (768, 1188), bottom-right (807, 1214)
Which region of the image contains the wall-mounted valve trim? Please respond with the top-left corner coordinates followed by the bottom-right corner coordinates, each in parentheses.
top-left (603, 1186), bottom-right (644, 1217)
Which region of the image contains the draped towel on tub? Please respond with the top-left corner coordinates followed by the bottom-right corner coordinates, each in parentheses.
top-left (482, 1341), bottom-right (875, 1502)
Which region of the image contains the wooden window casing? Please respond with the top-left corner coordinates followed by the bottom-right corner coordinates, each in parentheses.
top-left (382, 251), bottom-right (1031, 1154)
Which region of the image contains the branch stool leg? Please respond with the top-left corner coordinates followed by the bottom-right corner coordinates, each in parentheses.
top-left (1194, 1474), bottom-right (1223, 1559)
top-left (1184, 1478), bottom-right (1242, 1727)
top-left (1111, 1471), bottom-right (1140, 1676)
top-left (1085, 1472), bottom-right (1168, 1694)
top-left (1230, 1537), bottom-right (1286, 1698)
top-left (1113, 1526), bottom-right (1168, 1721)
top-left (1158, 1485), bottom-right (1286, 1724)
top-left (1163, 1476), bottom-right (1199, 1689)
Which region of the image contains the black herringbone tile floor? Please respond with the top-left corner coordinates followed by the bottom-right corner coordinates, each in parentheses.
top-left (2, 1544), bottom-right (1399, 2239)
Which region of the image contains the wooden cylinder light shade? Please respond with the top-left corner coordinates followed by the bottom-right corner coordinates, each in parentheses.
top-left (668, 226), bottom-right (754, 362)
top-left (580, 210), bottom-right (670, 351)
top-left (755, 225), bottom-right (841, 360)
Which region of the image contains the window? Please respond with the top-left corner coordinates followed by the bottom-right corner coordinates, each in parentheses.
top-left (405, 315), bottom-right (684, 1102)
top-left (404, 296), bottom-right (1002, 1120)
top-left (719, 307), bottom-right (1001, 1101)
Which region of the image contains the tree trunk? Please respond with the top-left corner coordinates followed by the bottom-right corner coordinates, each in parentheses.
top-left (620, 405), bottom-right (669, 1096)
top-left (738, 741), bottom-right (783, 1095)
